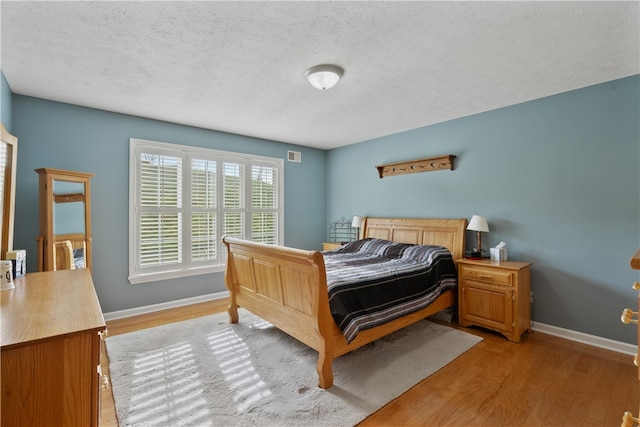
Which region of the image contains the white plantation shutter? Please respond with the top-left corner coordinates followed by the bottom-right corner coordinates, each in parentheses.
top-left (251, 164), bottom-right (278, 244)
top-left (190, 159), bottom-right (217, 263)
top-left (139, 152), bottom-right (182, 268)
top-left (222, 162), bottom-right (245, 238)
top-left (223, 162), bottom-right (244, 209)
top-left (129, 139), bottom-right (283, 284)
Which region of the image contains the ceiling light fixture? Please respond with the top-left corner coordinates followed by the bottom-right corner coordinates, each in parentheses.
top-left (304, 64), bottom-right (344, 90)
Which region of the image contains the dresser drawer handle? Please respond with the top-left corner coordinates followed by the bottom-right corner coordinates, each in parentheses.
top-left (633, 282), bottom-right (640, 291)
top-left (621, 308), bottom-right (638, 325)
top-left (102, 374), bottom-right (110, 389)
top-left (621, 411), bottom-right (639, 427)
top-left (634, 354), bottom-right (638, 367)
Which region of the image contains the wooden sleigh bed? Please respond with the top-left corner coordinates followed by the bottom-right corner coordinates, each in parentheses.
top-left (222, 217), bottom-right (467, 389)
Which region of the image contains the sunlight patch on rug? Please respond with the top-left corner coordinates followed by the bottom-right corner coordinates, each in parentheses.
top-left (124, 341), bottom-right (213, 425)
top-left (208, 326), bottom-right (273, 412)
top-left (106, 309), bottom-right (482, 426)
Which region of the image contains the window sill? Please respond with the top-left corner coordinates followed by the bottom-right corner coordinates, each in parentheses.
top-left (128, 265), bottom-right (225, 284)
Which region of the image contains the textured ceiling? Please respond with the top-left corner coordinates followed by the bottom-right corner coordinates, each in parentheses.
top-left (1, 1), bottom-right (638, 150)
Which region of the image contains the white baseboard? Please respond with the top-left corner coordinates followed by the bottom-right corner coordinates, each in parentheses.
top-left (532, 321), bottom-right (636, 356)
top-left (103, 291), bottom-right (229, 321)
top-left (104, 295), bottom-right (636, 356)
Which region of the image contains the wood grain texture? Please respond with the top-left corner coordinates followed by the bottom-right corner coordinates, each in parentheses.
top-left (99, 299), bottom-right (638, 427)
top-left (457, 259), bottom-right (532, 342)
top-left (1, 269), bottom-right (105, 347)
top-left (631, 248), bottom-right (640, 270)
top-left (222, 217), bottom-right (467, 388)
top-left (0, 122), bottom-right (17, 259)
top-left (1, 270), bottom-right (105, 427)
top-left (375, 155), bottom-right (456, 178)
top-left (35, 167), bottom-right (93, 272)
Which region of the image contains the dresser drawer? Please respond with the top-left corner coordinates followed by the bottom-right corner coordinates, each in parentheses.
top-left (460, 265), bottom-right (513, 286)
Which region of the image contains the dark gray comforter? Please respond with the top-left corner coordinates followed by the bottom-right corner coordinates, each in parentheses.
top-left (323, 238), bottom-right (457, 343)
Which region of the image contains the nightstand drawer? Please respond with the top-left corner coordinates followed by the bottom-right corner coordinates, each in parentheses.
top-left (322, 242), bottom-right (344, 251)
top-left (460, 265), bottom-right (513, 286)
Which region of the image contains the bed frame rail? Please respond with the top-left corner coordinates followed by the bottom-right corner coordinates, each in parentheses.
top-left (222, 237), bottom-right (334, 354)
top-left (222, 217), bottom-right (467, 389)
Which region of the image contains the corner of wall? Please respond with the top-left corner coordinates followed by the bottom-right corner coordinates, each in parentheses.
top-left (1, 70), bottom-right (14, 131)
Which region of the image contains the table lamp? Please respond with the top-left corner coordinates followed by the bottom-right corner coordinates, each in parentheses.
top-left (351, 215), bottom-right (363, 241)
top-left (467, 215), bottom-right (489, 257)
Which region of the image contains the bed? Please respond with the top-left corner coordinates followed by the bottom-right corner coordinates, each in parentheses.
top-left (222, 217), bottom-right (467, 389)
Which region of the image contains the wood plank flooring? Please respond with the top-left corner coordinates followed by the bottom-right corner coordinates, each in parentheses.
top-left (100, 299), bottom-right (638, 426)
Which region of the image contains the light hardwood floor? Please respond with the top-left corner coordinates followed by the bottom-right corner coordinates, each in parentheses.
top-left (100, 299), bottom-right (638, 426)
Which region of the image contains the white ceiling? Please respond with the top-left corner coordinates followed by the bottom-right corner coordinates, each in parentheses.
top-left (1, 1), bottom-right (638, 150)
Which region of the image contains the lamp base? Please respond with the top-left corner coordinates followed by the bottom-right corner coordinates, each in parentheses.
top-left (465, 250), bottom-right (482, 260)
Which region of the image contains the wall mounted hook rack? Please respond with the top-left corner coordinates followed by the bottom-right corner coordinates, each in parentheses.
top-left (375, 154), bottom-right (456, 178)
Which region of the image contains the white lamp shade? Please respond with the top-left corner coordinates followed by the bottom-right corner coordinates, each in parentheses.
top-left (351, 215), bottom-right (363, 228)
top-left (467, 215), bottom-right (489, 232)
top-left (305, 64), bottom-right (343, 90)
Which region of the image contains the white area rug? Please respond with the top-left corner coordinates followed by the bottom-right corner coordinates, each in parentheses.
top-left (106, 309), bottom-right (482, 427)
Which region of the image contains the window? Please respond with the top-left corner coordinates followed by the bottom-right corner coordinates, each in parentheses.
top-left (129, 138), bottom-right (283, 284)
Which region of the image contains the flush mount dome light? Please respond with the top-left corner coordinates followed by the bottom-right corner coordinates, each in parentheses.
top-left (304, 64), bottom-right (344, 90)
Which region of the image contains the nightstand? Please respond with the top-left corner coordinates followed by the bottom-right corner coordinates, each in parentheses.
top-left (322, 242), bottom-right (344, 251)
top-left (456, 258), bottom-right (532, 342)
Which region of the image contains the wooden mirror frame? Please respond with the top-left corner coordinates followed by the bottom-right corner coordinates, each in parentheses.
top-left (1, 123), bottom-right (17, 259)
top-left (35, 168), bottom-right (93, 272)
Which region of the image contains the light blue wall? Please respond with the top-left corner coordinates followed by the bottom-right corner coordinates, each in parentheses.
top-left (1, 71), bottom-right (12, 130)
top-left (11, 96), bottom-right (327, 312)
top-left (7, 74), bottom-right (640, 344)
top-left (327, 75), bottom-right (640, 344)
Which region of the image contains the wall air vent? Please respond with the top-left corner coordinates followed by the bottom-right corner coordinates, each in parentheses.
top-left (287, 150), bottom-right (302, 163)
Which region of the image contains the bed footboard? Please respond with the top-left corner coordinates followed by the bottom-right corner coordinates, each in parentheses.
top-left (222, 236), bottom-right (336, 388)
top-left (221, 221), bottom-right (462, 389)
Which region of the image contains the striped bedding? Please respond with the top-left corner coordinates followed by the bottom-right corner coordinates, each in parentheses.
top-left (323, 238), bottom-right (457, 344)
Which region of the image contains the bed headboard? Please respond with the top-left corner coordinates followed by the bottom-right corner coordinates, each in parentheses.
top-left (362, 217), bottom-right (467, 260)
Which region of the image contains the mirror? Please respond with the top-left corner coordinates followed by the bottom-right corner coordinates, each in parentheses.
top-left (52, 178), bottom-right (89, 269)
top-left (1, 123), bottom-right (17, 260)
top-left (36, 168), bottom-right (93, 272)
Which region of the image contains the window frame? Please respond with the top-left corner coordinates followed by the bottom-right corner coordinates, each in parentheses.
top-left (128, 138), bottom-right (284, 284)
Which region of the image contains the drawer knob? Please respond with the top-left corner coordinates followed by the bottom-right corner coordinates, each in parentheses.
top-left (633, 282), bottom-right (640, 291)
top-left (622, 411), bottom-right (639, 427)
top-left (102, 374), bottom-right (110, 389)
top-left (634, 354), bottom-right (639, 367)
top-left (621, 308), bottom-right (639, 325)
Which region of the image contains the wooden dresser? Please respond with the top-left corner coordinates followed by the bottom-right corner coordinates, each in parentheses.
top-left (622, 248), bottom-right (640, 426)
top-left (1, 269), bottom-right (106, 426)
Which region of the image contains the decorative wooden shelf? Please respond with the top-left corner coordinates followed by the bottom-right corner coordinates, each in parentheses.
top-left (375, 155), bottom-right (456, 178)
